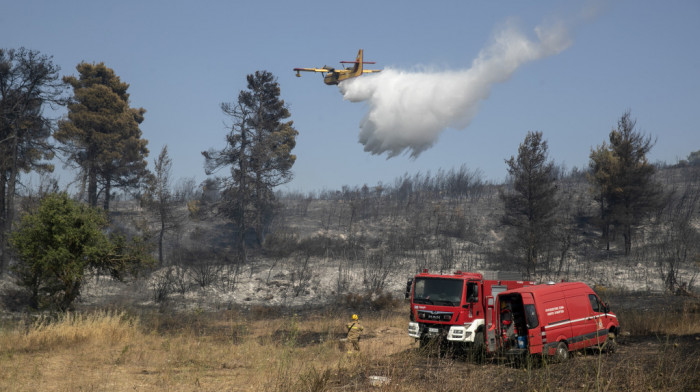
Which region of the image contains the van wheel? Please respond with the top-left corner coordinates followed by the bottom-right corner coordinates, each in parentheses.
top-left (554, 342), bottom-right (569, 362)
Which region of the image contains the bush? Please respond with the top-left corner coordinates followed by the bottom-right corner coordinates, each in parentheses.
top-left (10, 193), bottom-right (153, 310)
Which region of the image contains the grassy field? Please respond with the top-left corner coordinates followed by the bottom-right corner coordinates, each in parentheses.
top-left (1, 296), bottom-right (700, 392)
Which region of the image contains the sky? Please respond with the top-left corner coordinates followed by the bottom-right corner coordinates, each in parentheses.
top-left (2, 0), bottom-right (699, 194)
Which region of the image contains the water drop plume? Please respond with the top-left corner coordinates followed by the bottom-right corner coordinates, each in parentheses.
top-left (339, 20), bottom-right (572, 158)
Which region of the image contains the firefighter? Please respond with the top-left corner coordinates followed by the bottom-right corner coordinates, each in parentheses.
top-left (346, 314), bottom-right (364, 354)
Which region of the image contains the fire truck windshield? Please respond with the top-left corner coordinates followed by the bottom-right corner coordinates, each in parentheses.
top-left (412, 277), bottom-right (463, 307)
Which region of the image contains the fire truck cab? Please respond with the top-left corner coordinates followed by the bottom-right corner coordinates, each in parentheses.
top-left (406, 269), bottom-right (535, 350)
top-left (494, 282), bottom-right (620, 360)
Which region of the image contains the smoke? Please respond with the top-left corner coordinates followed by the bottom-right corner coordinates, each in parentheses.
top-left (339, 20), bottom-right (572, 158)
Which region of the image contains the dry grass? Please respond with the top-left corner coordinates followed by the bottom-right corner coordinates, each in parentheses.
top-left (4, 311), bottom-right (138, 352)
top-left (616, 299), bottom-right (700, 336)
top-left (1, 299), bottom-right (699, 392)
top-left (0, 308), bottom-right (411, 391)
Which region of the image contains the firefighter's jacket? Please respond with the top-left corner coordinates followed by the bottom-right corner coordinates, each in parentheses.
top-left (346, 321), bottom-right (364, 341)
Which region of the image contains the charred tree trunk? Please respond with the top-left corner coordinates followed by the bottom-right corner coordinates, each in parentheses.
top-left (103, 178), bottom-right (111, 211)
top-left (0, 173), bottom-right (6, 272)
top-left (88, 164), bottom-right (98, 207)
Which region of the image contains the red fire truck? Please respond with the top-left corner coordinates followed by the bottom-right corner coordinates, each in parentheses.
top-left (405, 269), bottom-right (535, 351)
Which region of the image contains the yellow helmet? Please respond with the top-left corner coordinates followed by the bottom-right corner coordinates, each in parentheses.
top-left (352, 314), bottom-right (359, 321)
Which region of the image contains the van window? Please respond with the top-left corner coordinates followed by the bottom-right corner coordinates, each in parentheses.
top-left (588, 294), bottom-right (600, 312)
top-left (524, 304), bottom-right (539, 329)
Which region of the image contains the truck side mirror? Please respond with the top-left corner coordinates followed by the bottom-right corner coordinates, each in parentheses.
top-left (405, 279), bottom-right (413, 299)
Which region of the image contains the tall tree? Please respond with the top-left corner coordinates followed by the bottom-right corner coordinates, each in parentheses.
top-left (0, 48), bottom-right (66, 272)
top-left (55, 62), bottom-right (149, 210)
top-left (143, 145), bottom-right (181, 265)
top-left (588, 111), bottom-right (661, 255)
top-left (588, 142), bottom-right (618, 250)
top-left (501, 131), bottom-right (559, 278)
top-left (202, 71), bottom-right (298, 262)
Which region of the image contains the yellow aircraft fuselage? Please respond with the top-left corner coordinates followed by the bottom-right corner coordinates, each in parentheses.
top-left (322, 68), bottom-right (357, 85)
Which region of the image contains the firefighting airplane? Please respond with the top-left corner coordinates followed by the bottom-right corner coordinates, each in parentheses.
top-left (293, 49), bottom-right (381, 85)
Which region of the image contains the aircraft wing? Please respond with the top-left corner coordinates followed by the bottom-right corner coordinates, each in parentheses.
top-left (362, 69), bottom-right (381, 74)
top-left (293, 67), bottom-right (331, 73)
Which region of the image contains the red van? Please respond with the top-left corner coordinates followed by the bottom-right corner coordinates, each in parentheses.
top-left (493, 282), bottom-right (620, 361)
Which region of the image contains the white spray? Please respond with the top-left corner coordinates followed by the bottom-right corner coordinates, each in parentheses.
top-left (339, 20), bottom-right (572, 158)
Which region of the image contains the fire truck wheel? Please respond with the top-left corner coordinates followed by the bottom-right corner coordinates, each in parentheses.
top-left (474, 331), bottom-right (484, 349)
top-left (471, 331), bottom-right (485, 362)
top-left (419, 337), bottom-right (430, 348)
top-left (419, 337), bottom-right (438, 351)
top-left (554, 341), bottom-right (569, 362)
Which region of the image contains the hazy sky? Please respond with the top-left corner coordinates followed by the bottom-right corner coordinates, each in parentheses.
top-left (3, 0), bottom-right (699, 193)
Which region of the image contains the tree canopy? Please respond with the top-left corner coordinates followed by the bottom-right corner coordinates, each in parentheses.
top-left (143, 145), bottom-right (182, 266)
top-left (0, 47), bottom-right (66, 272)
top-left (588, 111), bottom-right (662, 255)
top-left (55, 62), bottom-right (149, 210)
top-left (202, 70), bottom-right (298, 261)
top-left (687, 149), bottom-right (700, 166)
top-left (501, 131), bottom-right (559, 278)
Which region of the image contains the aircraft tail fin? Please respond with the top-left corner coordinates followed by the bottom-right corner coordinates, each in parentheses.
top-left (352, 49), bottom-right (364, 76)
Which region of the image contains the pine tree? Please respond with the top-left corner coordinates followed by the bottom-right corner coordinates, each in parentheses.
top-left (0, 48), bottom-right (66, 271)
top-left (588, 142), bottom-right (618, 250)
top-left (501, 131), bottom-right (558, 278)
top-left (55, 62), bottom-right (149, 209)
top-left (686, 149), bottom-right (700, 166)
top-left (202, 71), bottom-right (298, 262)
top-left (143, 145), bottom-right (181, 265)
top-left (588, 111), bottom-right (661, 255)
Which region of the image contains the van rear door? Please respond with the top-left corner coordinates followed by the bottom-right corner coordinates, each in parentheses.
top-left (522, 293), bottom-right (543, 354)
top-left (485, 296), bottom-right (498, 352)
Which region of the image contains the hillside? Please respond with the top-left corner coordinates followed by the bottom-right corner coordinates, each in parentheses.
top-left (1, 165), bottom-right (699, 391)
top-left (2, 165), bottom-right (697, 314)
